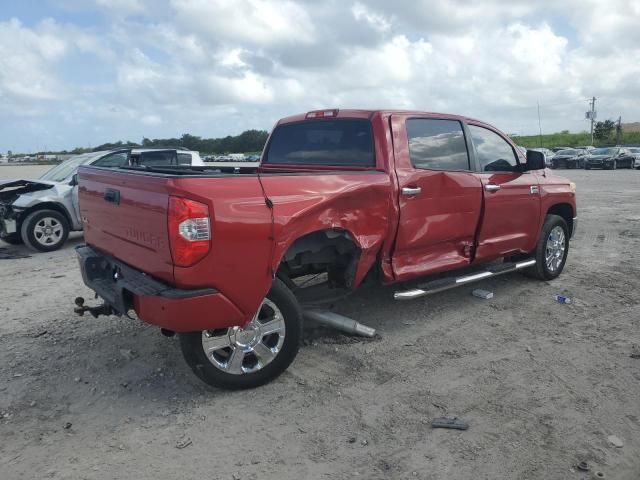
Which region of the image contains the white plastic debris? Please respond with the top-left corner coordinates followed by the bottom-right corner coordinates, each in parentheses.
top-left (472, 289), bottom-right (494, 299)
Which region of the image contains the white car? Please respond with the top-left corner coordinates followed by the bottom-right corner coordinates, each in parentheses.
top-left (627, 147), bottom-right (640, 169)
top-left (0, 148), bottom-right (203, 251)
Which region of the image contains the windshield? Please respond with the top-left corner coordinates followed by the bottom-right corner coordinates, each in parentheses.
top-left (39, 152), bottom-right (104, 182)
top-left (557, 149), bottom-right (578, 155)
top-left (264, 119), bottom-right (375, 167)
top-left (591, 148), bottom-right (616, 155)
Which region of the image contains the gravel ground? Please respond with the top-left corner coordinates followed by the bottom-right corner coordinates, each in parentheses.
top-left (1, 169), bottom-right (639, 480)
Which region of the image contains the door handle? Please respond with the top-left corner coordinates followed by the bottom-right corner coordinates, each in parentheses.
top-left (104, 189), bottom-right (120, 205)
top-left (402, 187), bottom-right (422, 196)
top-left (484, 184), bottom-right (501, 192)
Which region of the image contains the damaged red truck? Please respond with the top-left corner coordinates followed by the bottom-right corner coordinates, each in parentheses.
top-left (76, 109), bottom-right (577, 389)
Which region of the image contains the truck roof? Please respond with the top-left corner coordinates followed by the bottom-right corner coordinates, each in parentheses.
top-left (277, 109), bottom-right (486, 126)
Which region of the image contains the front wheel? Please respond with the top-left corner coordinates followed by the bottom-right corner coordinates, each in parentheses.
top-left (21, 209), bottom-right (70, 252)
top-left (526, 214), bottom-right (569, 281)
top-left (179, 278), bottom-right (303, 390)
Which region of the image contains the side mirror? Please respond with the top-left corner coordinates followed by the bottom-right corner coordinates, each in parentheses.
top-left (69, 173), bottom-right (78, 186)
top-left (525, 150), bottom-right (545, 170)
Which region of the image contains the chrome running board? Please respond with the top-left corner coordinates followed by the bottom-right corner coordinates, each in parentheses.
top-left (394, 259), bottom-right (536, 301)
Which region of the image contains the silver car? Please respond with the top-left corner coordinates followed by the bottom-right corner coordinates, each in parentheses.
top-left (0, 149), bottom-right (203, 251)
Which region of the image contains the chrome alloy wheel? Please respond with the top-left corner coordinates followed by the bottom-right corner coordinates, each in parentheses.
top-left (545, 225), bottom-right (566, 273)
top-left (201, 299), bottom-right (286, 375)
top-left (33, 217), bottom-right (64, 247)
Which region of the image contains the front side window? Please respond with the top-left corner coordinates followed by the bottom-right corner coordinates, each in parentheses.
top-left (93, 152), bottom-right (129, 168)
top-left (406, 118), bottom-right (470, 170)
top-left (264, 119), bottom-right (374, 167)
top-left (468, 125), bottom-right (518, 172)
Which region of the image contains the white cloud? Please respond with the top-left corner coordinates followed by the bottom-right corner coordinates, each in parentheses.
top-left (141, 114), bottom-right (162, 125)
top-left (0, 19), bottom-right (67, 102)
top-left (352, 3), bottom-right (391, 33)
top-left (1, 0), bottom-right (640, 151)
top-left (170, 0), bottom-right (316, 45)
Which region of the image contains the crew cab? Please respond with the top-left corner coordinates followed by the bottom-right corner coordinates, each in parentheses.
top-left (75, 109), bottom-right (577, 389)
top-left (0, 148), bottom-right (203, 251)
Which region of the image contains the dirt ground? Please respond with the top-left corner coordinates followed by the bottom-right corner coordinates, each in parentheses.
top-left (1, 169), bottom-right (639, 480)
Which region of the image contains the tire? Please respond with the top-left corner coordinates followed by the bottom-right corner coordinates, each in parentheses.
top-left (0, 232), bottom-right (23, 245)
top-left (179, 278), bottom-right (303, 390)
top-left (20, 209), bottom-right (70, 252)
top-left (526, 214), bottom-right (569, 281)
top-left (584, 164), bottom-right (591, 170)
top-left (612, 160), bottom-right (617, 170)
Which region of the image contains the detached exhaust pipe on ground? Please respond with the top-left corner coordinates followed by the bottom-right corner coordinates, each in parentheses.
top-left (303, 310), bottom-right (376, 338)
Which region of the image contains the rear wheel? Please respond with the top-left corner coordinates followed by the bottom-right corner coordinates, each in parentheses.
top-left (0, 233), bottom-right (23, 245)
top-left (179, 278), bottom-right (302, 390)
top-left (526, 214), bottom-right (569, 281)
top-left (21, 209), bottom-right (70, 252)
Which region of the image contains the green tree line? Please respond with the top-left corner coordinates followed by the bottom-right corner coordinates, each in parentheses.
top-left (513, 121), bottom-right (640, 148)
top-left (61, 129), bottom-right (269, 155)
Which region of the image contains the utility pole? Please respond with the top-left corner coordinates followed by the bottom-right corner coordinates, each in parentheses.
top-left (616, 116), bottom-right (622, 145)
top-left (588, 96), bottom-right (596, 145)
top-left (537, 101), bottom-right (543, 147)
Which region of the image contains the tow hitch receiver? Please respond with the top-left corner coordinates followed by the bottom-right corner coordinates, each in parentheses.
top-left (74, 297), bottom-right (114, 318)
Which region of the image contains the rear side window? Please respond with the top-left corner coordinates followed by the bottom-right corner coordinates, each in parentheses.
top-left (406, 119), bottom-right (470, 170)
top-left (177, 153), bottom-right (192, 165)
top-left (264, 119), bottom-right (374, 167)
top-left (468, 125), bottom-right (518, 172)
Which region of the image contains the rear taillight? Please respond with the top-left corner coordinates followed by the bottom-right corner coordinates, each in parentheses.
top-left (168, 196), bottom-right (211, 267)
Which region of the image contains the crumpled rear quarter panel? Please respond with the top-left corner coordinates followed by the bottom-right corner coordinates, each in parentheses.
top-left (260, 172), bottom-right (393, 288)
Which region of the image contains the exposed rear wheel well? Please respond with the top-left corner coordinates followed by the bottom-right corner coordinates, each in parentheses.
top-left (547, 203), bottom-right (574, 236)
top-left (277, 230), bottom-right (360, 289)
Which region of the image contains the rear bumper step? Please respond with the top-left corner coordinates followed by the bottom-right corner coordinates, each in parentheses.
top-left (394, 259), bottom-right (535, 301)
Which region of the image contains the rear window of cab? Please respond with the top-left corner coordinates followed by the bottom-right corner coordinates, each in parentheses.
top-left (264, 119), bottom-right (375, 167)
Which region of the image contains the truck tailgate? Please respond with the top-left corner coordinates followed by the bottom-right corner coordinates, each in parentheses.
top-left (78, 167), bottom-right (175, 283)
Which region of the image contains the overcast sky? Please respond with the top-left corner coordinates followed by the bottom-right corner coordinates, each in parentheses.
top-left (1, 0), bottom-right (639, 152)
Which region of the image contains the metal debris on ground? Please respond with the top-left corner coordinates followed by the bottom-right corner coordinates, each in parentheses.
top-left (472, 289), bottom-right (494, 299)
top-left (576, 461), bottom-right (590, 472)
top-left (431, 416), bottom-right (469, 430)
top-left (607, 435), bottom-right (624, 448)
top-left (175, 437), bottom-right (192, 449)
top-left (119, 349), bottom-right (136, 361)
top-left (630, 345), bottom-right (640, 359)
top-left (554, 294), bottom-right (571, 304)
top-left (63, 422), bottom-right (72, 430)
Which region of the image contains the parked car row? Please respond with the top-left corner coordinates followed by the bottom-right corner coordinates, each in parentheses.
top-left (525, 145), bottom-right (640, 170)
top-left (0, 148), bottom-right (203, 251)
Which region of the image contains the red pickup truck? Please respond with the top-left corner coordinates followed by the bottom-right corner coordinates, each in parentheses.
top-left (76, 109), bottom-right (577, 389)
